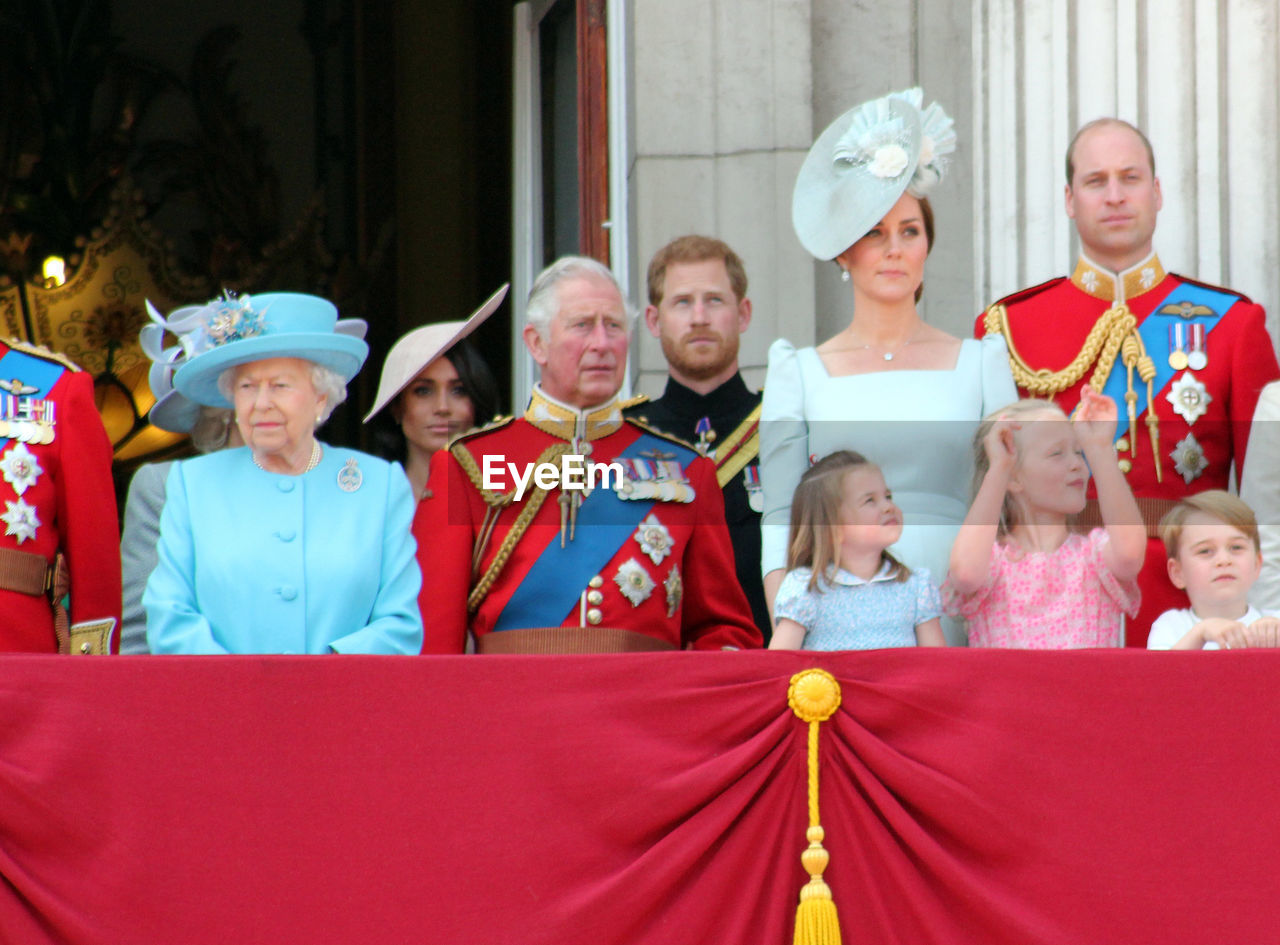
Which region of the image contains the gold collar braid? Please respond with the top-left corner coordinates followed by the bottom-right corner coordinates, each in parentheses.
top-left (984, 302), bottom-right (1163, 481)
top-left (524, 386), bottom-right (623, 441)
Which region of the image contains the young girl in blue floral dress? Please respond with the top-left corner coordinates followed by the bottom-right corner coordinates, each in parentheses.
top-left (768, 450), bottom-right (946, 650)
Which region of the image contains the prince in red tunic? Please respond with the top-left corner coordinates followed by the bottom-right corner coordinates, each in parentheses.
top-left (978, 120), bottom-right (1279, 644)
top-left (414, 257), bottom-right (760, 653)
top-left (0, 340), bottom-right (121, 652)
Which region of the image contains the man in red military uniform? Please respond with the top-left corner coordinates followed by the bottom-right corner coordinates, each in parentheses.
top-left (979, 119), bottom-right (1280, 644)
top-left (414, 256), bottom-right (761, 653)
top-left (0, 340), bottom-right (121, 652)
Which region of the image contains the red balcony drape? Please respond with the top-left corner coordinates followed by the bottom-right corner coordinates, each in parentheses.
top-left (0, 649), bottom-right (1273, 944)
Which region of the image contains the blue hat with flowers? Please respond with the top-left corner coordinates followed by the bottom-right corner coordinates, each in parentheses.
top-left (170, 292), bottom-right (369, 408)
top-left (792, 88), bottom-right (956, 260)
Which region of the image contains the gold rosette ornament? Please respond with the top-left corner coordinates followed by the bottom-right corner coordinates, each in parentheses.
top-left (787, 668), bottom-right (843, 945)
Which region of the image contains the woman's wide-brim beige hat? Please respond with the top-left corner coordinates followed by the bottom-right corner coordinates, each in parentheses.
top-left (363, 283), bottom-right (509, 422)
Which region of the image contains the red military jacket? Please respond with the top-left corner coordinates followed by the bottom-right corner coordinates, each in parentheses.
top-left (979, 253), bottom-right (1280, 641)
top-left (413, 386), bottom-right (761, 653)
top-left (0, 341), bottom-right (122, 651)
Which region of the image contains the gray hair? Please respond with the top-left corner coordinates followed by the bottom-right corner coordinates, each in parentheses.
top-left (217, 361), bottom-right (349, 426)
top-left (190, 406), bottom-right (234, 454)
top-left (524, 255), bottom-right (635, 340)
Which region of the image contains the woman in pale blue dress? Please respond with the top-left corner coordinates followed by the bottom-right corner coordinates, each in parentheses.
top-left (762, 89), bottom-right (1016, 644)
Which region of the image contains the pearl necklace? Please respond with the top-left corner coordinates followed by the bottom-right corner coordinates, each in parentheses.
top-left (252, 440), bottom-right (322, 475)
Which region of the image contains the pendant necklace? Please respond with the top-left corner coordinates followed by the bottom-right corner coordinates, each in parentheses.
top-left (848, 325), bottom-right (926, 362)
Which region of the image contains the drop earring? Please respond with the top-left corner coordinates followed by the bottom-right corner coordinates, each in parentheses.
top-left (840, 268), bottom-right (851, 283)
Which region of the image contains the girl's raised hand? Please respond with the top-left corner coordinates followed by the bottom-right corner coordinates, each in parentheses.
top-left (1073, 387), bottom-right (1117, 449)
top-left (983, 416), bottom-right (1019, 473)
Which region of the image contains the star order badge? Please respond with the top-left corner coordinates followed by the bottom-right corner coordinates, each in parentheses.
top-left (1, 497), bottom-right (40, 544)
top-left (664, 565), bottom-right (682, 618)
top-left (0, 442), bottom-right (42, 496)
top-left (1166, 373), bottom-right (1212, 425)
top-left (1170, 433), bottom-right (1208, 484)
top-left (634, 513), bottom-right (673, 565)
top-left (614, 558), bottom-right (655, 607)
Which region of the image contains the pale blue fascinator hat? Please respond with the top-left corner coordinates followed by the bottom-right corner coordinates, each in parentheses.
top-left (791, 88), bottom-right (957, 260)
top-left (167, 292), bottom-right (369, 408)
top-left (139, 311), bottom-right (201, 433)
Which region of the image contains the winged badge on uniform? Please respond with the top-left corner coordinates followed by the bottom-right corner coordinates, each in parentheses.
top-left (0, 379), bottom-right (37, 396)
top-left (1160, 301), bottom-right (1216, 319)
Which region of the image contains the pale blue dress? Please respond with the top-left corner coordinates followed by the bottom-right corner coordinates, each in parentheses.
top-left (775, 564), bottom-right (941, 650)
top-left (144, 445), bottom-right (423, 654)
top-left (760, 335), bottom-right (1017, 644)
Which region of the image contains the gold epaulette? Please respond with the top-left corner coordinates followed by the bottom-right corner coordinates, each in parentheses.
top-left (5, 339), bottom-right (82, 372)
top-left (444, 414), bottom-right (514, 455)
top-left (624, 415), bottom-right (701, 455)
top-left (618, 393), bottom-right (649, 410)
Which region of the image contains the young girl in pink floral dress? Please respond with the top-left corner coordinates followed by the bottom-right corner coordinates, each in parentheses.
top-left (944, 389), bottom-right (1146, 647)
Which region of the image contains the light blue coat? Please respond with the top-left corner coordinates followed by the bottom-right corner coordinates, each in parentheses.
top-left (144, 445), bottom-right (423, 654)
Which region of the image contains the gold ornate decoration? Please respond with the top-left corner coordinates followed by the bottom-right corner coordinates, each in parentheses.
top-left (786, 668), bottom-right (843, 945)
top-left (0, 182), bottom-right (209, 465)
top-left (983, 301), bottom-right (1163, 480)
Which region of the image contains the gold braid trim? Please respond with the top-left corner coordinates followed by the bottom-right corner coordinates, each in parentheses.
top-left (717, 431), bottom-right (759, 489)
top-left (459, 442), bottom-right (576, 614)
top-left (983, 302), bottom-right (1135, 399)
top-left (986, 301), bottom-right (1163, 479)
top-left (712, 404), bottom-right (762, 489)
top-left (5, 338), bottom-right (82, 372)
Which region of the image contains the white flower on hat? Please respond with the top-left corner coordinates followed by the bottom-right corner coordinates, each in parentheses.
top-left (869, 145), bottom-right (910, 179)
top-left (918, 136), bottom-right (936, 168)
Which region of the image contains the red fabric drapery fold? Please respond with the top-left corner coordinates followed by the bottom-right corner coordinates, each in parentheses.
top-left (0, 650), bottom-right (1274, 944)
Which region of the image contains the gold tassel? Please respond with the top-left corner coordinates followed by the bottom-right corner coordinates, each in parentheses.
top-left (787, 669), bottom-right (843, 945)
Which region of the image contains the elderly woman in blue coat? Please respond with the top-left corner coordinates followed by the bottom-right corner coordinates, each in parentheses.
top-left (143, 292), bottom-right (423, 654)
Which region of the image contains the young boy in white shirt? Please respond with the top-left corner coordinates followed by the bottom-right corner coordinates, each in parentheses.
top-left (1149, 491), bottom-right (1280, 650)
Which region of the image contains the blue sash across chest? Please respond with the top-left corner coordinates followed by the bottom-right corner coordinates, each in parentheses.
top-left (1100, 282), bottom-right (1237, 440)
top-left (492, 431), bottom-right (690, 632)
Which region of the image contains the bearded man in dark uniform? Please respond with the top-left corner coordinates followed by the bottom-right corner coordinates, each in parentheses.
top-left (624, 236), bottom-right (768, 640)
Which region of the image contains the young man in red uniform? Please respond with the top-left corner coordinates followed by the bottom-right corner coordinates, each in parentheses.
top-left (979, 119), bottom-right (1280, 644)
top-left (0, 340), bottom-right (121, 652)
top-left (414, 256), bottom-right (761, 653)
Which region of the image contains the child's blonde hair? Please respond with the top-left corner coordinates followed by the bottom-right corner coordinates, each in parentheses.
top-left (970, 398), bottom-right (1070, 537)
top-left (786, 450), bottom-right (908, 591)
top-left (1158, 490), bottom-right (1260, 559)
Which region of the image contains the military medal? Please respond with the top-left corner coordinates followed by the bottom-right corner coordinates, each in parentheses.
top-left (695, 416), bottom-right (716, 454)
top-left (634, 513), bottom-right (673, 565)
top-left (743, 464), bottom-right (763, 513)
top-left (1, 497), bottom-right (40, 544)
top-left (1187, 324), bottom-right (1208, 370)
top-left (1166, 373), bottom-right (1212, 425)
top-left (0, 394), bottom-right (55, 446)
top-left (337, 457), bottom-right (362, 493)
top-left (614, 558), bottom-right (655, 606)
top-left (615, 454), bottom-right (696, 503)
top-left (1170, 433), bottom-right (1208, 484)
top-left (664, 565), bottom-right (682, 618)
top-left (0, 442), bottom-right (43, 496)
top-left (1167, 323), bottom-right (1189, 371)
